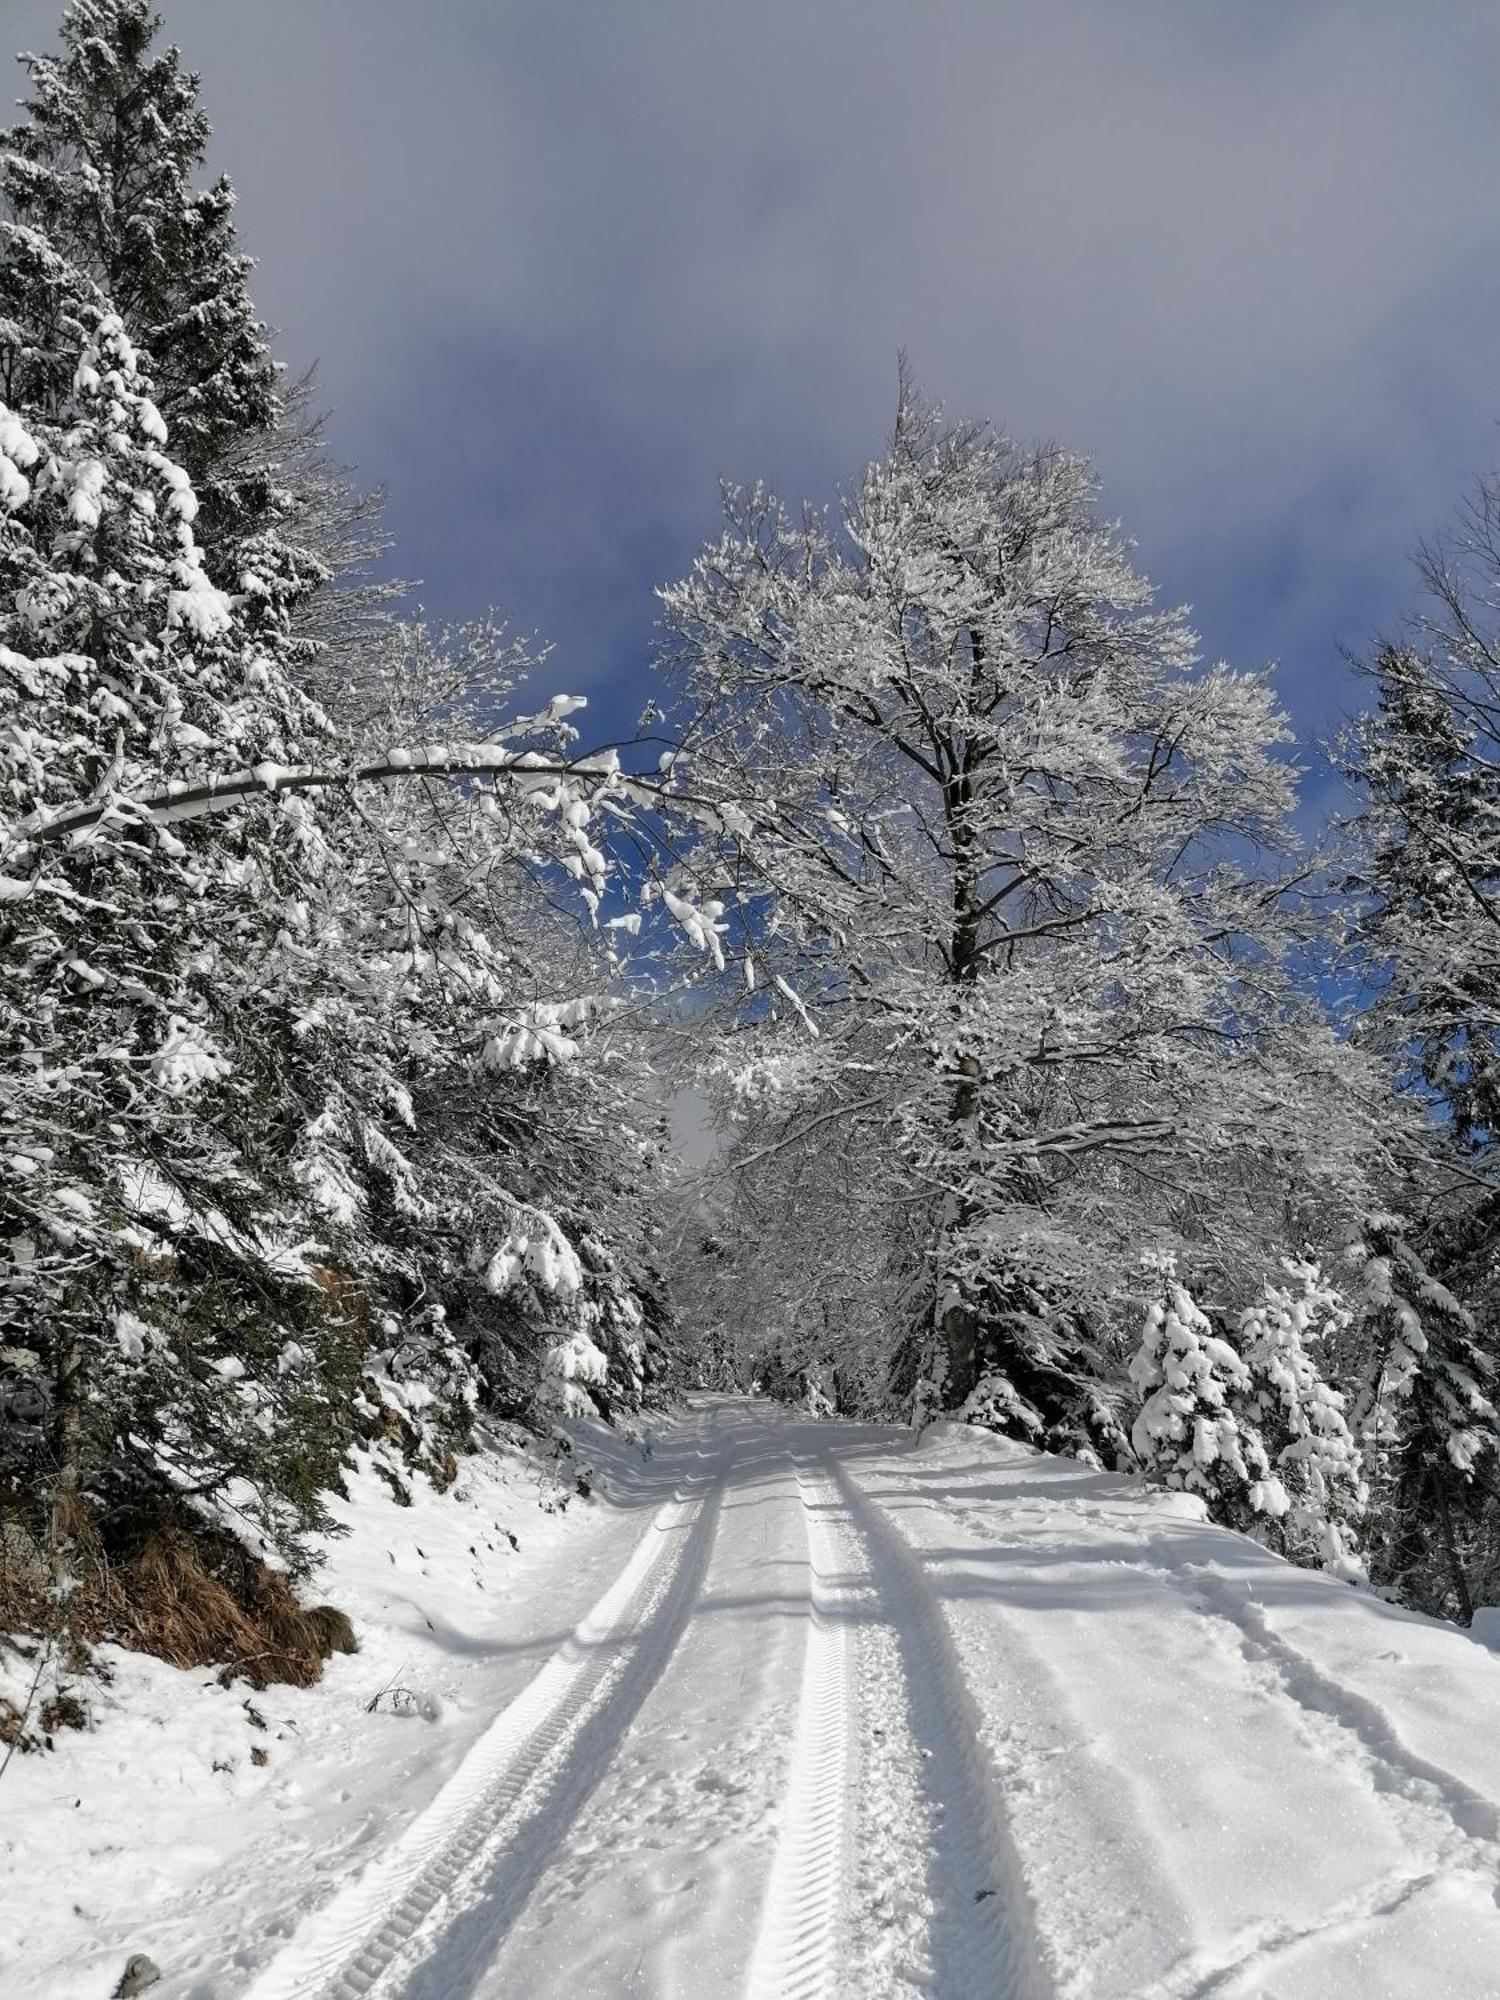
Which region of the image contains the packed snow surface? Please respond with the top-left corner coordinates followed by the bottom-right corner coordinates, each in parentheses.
top-left (7, 1397), bottom-right (1500, 1997)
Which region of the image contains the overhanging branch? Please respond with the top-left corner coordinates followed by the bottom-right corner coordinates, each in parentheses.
top-left (18, 743), bottom-right (625, 847)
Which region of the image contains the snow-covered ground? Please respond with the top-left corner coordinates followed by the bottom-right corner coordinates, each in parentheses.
top-left (7, 1396), bottom-right (1500, 1998)
top-left (0, 1416), bottom-right (664, 2000)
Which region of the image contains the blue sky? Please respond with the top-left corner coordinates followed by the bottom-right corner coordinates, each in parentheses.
top-left (11, 0), bottom-right (1500, 804)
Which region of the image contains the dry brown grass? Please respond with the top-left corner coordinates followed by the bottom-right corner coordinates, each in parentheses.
top-left (0, 1510), bottom-right (51, 1634)
top-left (0, 1497), bottom-right (357, 1691)
top-left (90, 1519), bottom-right (357, 1687)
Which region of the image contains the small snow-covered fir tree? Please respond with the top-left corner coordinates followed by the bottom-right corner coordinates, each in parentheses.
top-left (1241, 1260), bottom-right (1366, 1576)
top-left (1129, 1259), bottom-right (1286, 1525)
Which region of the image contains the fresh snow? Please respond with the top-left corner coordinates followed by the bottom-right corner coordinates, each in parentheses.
top-left (7, 1397), bottom-right (1500, 1997)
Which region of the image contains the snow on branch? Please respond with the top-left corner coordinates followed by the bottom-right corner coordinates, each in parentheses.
top-left (14, 741), bottom-right (628, 848)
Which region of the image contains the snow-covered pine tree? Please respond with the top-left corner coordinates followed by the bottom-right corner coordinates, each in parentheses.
top-left (0, 17), bottom-right (710, 1700)
top-left (0, 305), bottom-right (349, 1558)
top-left (1129, 1259), bottom-right (1286, 1525)
top-left (1240, 1260), bottom-right (1366, 1575)
top-left (2, 1), bottom-right (285, 562)
top-left (1340, 475), bottom-right (1500, 1619)
top-left (0, 302), bottom-right (687, 1589)
top-left (1349, 640), bottom-right (1500, 1154)
top-left (5, 0), bottom-right (429, 710)
top-left (1346, 1219), bottom-right (1500, 1619)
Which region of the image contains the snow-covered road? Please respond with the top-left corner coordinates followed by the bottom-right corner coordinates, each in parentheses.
top-left (230, 1396), bottom-right (1500, 2000)
top-left (12, 1395), bottom-right (1500, 1998)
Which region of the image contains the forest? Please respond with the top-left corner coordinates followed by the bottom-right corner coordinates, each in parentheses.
top-left (2, 0), bottom-right (1499, 1737)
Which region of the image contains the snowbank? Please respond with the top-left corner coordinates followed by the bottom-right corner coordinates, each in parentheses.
top-left (0, 1416), bottom-right (664, 1999)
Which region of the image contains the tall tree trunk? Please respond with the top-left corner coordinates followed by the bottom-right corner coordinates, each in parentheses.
top-left (51, 1317), bottom-right (86, 1552)
top-left (1437, 1481), bottom-right (1475, 1624)
top-left (940, 1051), bottom-right (983, 1405)
top-left (938, 646), bottom-right (985, 1405)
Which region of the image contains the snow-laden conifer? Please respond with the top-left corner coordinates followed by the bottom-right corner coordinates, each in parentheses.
top-left (0, 292), bottom-right (682, 1571)
top-left (1129, 1260), bottom-right (1286, 1524)
top-left (1334, 469), bottom-right (1500, 1615)
top-left (0, 307), bottom-right (342, 1551)
top-left (1346, 1219), bottom-right (1500, 1618)
top-left (1240, 1260), bottom-right (1366, 1576)
top-left (3, 2), bottom-right (280, 547)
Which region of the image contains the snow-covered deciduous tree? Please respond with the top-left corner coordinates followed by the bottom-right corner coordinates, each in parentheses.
top-left (1129, 1259), bottom-right (1285, 1524)
top-left (1240, 1260), bottom-right (1365, 1576)
top-left (658, 377), bottom-right (1390, 1453)
top-left (660, 1067), bottom-right (913, 1415)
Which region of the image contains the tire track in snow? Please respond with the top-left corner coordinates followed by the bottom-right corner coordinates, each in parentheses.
top-left (1165, 1561), bottom-right (1500, 1862)
top-left (931, 1492), bottom-right (1500, 1990)
top-left (829, 1459), bottom-right (1041, 2000)
top-left (1159, 1859), bottom-right (1449, 1999)
top-left (744, 1461), bottom-right (855, 2000)
top-left (1142, 1556), bottom-right (1500, 1991)
top-left (244, 1470), bottom-right (723, 2000)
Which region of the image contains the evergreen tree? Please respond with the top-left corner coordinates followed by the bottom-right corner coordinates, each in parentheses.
top-left (1346, 1219), bottom-right (1500, 1619)
top-left (2, 0), bottom-right (283, 558)
top-left (1240, 1260), bottom-right (1366, 1575)
top-left (1341, 476), bottom-right (1500, 1619)
top-left (2, 0), bottom-right (440, 711)
top-left (0, 308), bottom-right (343, 1557)
top-left (1129, 1260), bottom-right (1286, 1525)
top-left (1350, 640), bottom-right (1500, 1153)
top-left (0, 306), bottom-right (688, 1577)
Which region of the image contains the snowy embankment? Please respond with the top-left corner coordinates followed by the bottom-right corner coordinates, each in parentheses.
top-left (7, 1398), bottom-right (1500, 1999)
top-left (0, 1417), bottom-right (665, 2000)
